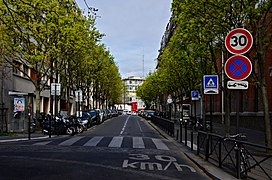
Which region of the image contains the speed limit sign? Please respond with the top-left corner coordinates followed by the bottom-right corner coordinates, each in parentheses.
top-left (225, 28), bottom-right (253, 54)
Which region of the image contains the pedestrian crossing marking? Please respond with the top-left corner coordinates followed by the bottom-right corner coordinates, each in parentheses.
top-left (59, 136), bottom-right (84, 146)
top-left (32, 136), bottom-right (169, 150)
top-left (33, 141), bottom-right (52, 146)
top-left (108, 136), bottom-right (123, 148)
top-left (152, 138), bottom-right (169, 150)
top-left (133, 137), bottom-right (145, 149)
top-left (207, 78), bottom-right (216, 87)
top-left (83, 136), bottom-right (103, 147)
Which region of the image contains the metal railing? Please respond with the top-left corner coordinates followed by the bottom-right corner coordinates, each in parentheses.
top-left (198, 131), bottom-right (272, 179)
top-left (150, 116), bottom-right (175, 137)
top-left (150, 116), bottom-right (272, 179)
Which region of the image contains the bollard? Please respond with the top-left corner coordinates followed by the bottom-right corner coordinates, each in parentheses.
top-left (180, 122), bottom-right (183, 143)
top-left (185, 121), bottom-right (188, 147)
top-left (191, 131), bottom-right (194, 151)
top-left (176, 129), bottom-right (179, 140)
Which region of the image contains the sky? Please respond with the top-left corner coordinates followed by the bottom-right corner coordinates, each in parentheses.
top-left (75, 0), bottom-right (172, 78)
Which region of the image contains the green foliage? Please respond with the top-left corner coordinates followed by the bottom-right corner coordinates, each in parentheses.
top-left (0, 0), bottom-right (123, 110)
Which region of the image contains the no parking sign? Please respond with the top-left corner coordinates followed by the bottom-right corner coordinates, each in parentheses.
top-left (224, 55), bottom-right (252, 81)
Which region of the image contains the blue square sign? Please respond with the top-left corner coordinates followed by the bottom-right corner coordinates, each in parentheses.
top-left (191, 91), bottom-right (199, 100)
top-left (203, 75), bottom-right (219, 94)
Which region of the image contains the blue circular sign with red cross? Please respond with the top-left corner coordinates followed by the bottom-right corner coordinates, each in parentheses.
top-left (224, 55), bottom-right (252, 81)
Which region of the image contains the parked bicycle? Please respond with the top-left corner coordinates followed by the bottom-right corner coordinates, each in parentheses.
top-left (223, 133), bottom-right (251, 177)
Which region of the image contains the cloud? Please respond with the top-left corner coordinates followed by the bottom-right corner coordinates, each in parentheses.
top-left (76, 0), bottom-right (172, 78)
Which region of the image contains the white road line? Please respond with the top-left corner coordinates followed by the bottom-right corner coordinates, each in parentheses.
top-left (108, 136), bottom-right (123, 148)
top-left (33, 141), bottom-right (52, 146)
top-left (133, 137), bottom-right (145, 149)
top-left (59, 136), bottom-right (84, 146)
top-left (152, 138), bottom-right (169, 150)
top-left (120, 116), bottom-right (130, 135)
top-left (136, 119), bottom-right (143, 133)
top-left (83, 136), bottom-right (103, 147)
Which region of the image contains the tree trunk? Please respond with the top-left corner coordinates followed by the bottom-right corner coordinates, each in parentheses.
top-left (261, 83), bottom-right (272, 148)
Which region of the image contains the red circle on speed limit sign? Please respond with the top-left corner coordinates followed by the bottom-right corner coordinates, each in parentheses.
top-left (225, 28), bottom-right (253, 54)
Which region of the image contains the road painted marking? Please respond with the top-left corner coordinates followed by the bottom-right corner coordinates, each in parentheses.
top-left (123, 154), bottom-right (196, 172)
top-left (152, 138), bottom-right (169, 150)
top-left (59, 136), bottom-right (84, 146)
top-left (136, 119), bottom-right (143, 133)
top-left (83, 136), bottom-right (103, 147)
top-left (33, 141), bottom-right (52, 145)
top-left (120, 116), bottom-right (130, 135)
top-left (133, 137), bottom-right (145, 149)
top-left (108, 136), bottom-right (123, 148)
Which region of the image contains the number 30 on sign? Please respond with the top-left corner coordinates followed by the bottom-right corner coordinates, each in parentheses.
top-left (225, 28), bottom-right (253, 55)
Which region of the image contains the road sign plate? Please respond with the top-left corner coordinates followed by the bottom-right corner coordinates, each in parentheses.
top-left (225, 28), bottom-right (253, 54)
top-left (191, 91), bottom-right (199, 100)
top-left (227, 81), bottom-right (248, 90)
top-left (203, 75), bottom-right (219, 94)
top-left (224, 55), bottom-right (252, 81)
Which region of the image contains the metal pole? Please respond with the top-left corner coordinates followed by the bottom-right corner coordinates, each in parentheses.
top-left (28, 111), bottom-right (31, 140)
top-left (194, 100), bottom-right (197, 128)
top-left (55, 83), bottom-right (57, 116)
top-left (210, 94), bottom-right (213, 133)
top-left (236, 90), bottom-right (240, 134)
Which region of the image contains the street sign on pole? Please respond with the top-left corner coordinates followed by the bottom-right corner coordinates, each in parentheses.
top-left (224, 55), bottom-right (252, 81)
top-left (51, 83), bottom-right (61, 96)
top-left (227, 81), bottom-right (248, 90)
top-left (75, 90), bottom-right (83, 102)
top-left (225, 28), bottom-right (253, 55)
top-left (203, 75), bottom-right (219, 94)
top-left (191, 91), bottom-right (199, 100)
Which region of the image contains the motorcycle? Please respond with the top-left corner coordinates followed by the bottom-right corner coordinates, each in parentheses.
top-left (40, 114), bottom-right (75, 136)
top-left (69, 116), bottom-right (84, 134)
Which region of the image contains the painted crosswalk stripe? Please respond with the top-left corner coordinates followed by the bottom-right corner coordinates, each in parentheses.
top-left (133, 137), bottom-right (145, 149)
top-left (83, 136), bottom-right (104, 147)
top-left (152, 138), bottom-right (169, 150)
top-left (59, 136), bottom-right (84, 146)
top-left (108, 136), bottom-right (123, 148)
top-left (33, 141), bottom-right (52, 146)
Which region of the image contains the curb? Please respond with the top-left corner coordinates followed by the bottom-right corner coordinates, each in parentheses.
top-left (147, 119), bottom-right (236, 180)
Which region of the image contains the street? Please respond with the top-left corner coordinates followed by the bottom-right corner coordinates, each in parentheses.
top-left (0, 115), bottom-right (210, 180)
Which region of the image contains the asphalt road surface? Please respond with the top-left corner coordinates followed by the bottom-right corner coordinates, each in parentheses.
top-left (0, 115), bottom-right (210, 180)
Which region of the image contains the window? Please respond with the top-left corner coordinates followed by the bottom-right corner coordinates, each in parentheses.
top-left (13, 61), bottom-right (21, 75)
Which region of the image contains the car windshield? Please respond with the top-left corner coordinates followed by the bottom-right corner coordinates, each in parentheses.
top-left (89, 110), bottom-right (96, 117)
top-left (82, 112), bottom-right (90, 118)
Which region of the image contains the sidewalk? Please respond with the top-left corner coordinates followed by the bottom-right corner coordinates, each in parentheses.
top-left (148, 120), bottom-right (236, 180)
top-left (212, 122), bottom-right (266, 146)
top-left (0, 131), bottom-right (52, 143)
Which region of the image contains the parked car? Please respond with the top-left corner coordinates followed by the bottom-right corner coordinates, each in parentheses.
top-left (77, 111), bottom-right (92, 130)
top-left (144, 110), bottom-right (155, 120)
top-left (87, 109), bottom-right (103, 124)
top-left (123, 109), bottom-right (128, 115)
top-left (111, 109), bottom-right (118, 117)
top-left (117, 109), bottom-right (123, 115)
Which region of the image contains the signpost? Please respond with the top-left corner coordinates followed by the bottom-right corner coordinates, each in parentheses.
top-left (191, 91), bottom-right (199, 127)
top-left (75, 90), bottom-right (83, 117)
top-left (203, 75), bottom-right (219, 132)
top-left (224, 28), bottom-right (253, 134)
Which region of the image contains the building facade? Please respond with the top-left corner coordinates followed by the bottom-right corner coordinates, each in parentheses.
top-left (122, 76), bottom-right (145, 111)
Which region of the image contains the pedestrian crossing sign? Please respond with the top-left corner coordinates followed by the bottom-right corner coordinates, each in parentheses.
top-left (203, 75), bottom-right (219, 94)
